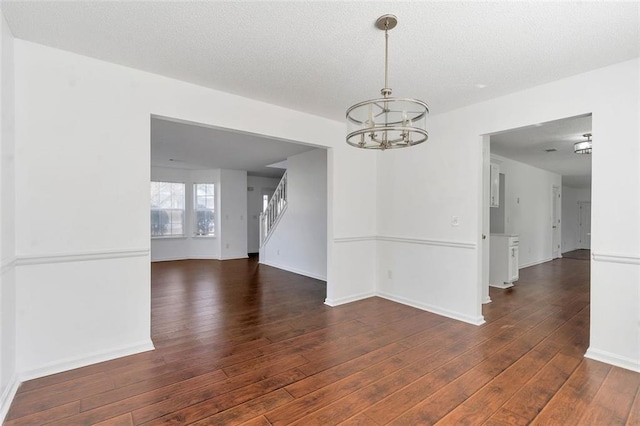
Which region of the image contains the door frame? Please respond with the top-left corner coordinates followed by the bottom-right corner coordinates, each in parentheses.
top-left (552, 185), bottom-right (561, 258)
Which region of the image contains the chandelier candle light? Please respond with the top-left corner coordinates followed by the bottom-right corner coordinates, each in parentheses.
top-left (346, 14), bottom-right (429, 150)
top-left (574, 133), bottom-right (593, 154)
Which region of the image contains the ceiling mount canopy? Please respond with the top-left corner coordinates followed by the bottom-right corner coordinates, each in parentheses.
top-left (346, 15), bottom-right (429, 150)
top-left (574, 133), bottom-right (592, 154)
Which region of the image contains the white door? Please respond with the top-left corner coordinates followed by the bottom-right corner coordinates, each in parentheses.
top-left (552, 186), bottom-right (561, 258)
top-left (579, 201), bottom-right (592, 249)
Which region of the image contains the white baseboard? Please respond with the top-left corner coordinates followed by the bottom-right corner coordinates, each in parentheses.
top-left (19, 339), bottom-right (155, 383)
top-left (0, 340), bottom-right (154, 423)
top-left (324, 290), bottom-right (485, 326)
top-left (151, 256), bottom-right (189, 262)
top-left (324, 291), bottom-right (376, 307)
top-left (377, 291), bottom-right (486, 326)
top-left (0, 374), bottom-right (20, 424)
top-left (219, 254), bottom-right (249, 261)
top-left (152, 255), bottom-right (252, 262)
top-left (260, 260), bottom-right (326, 281)
top-left (585, 347), bottom-right (640, 373)
top-left (151, 256), bottom-right (231, 262)
top-left (489, 282), bottom-right (514, 289)
top-left (519, 257), bottom-right (554, 269)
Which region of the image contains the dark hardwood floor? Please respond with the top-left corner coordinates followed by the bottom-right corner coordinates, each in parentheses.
top-left (5, 255), bottom-right (640, 425)
top-left (561, 249), bottom-right (591, 261)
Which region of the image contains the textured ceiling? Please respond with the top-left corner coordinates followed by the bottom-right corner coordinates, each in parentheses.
top-left (2, 1), bottom-right (639, 122)
top-left (2, 2), bottom-right (636, 178)
top-left (151, 117), bottom-right (317, 178)
top-left (491, 115), bottom-right (592, 189)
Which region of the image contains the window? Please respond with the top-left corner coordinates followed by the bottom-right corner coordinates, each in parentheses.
top-left (194, 183), bottom-right (215, 236)
top-left (150, 182), bottom-right (185, 237)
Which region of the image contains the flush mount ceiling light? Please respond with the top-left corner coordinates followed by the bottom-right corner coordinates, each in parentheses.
top-left (346, 15), bottom-right (429, 150)
top-left (574, 133), bottom-right (593, 154)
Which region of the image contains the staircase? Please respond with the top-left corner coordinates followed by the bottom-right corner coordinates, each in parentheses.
top-left (259, 171), bottom-right (287, 247)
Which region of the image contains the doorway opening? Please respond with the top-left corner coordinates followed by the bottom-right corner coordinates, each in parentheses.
top-left (149, 114), bottom-right (328, 278)
top-left (481, 114), bottom-right (592, 305)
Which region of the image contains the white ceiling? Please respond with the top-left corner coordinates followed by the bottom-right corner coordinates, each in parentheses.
top-left (490, 115), bottom-right (592, 189)
top-left (2, 1), bottom-right (638, 122)
top-left (1, 2), bottom-right (637, 177)
top-left (151, 117), bottom-right (317, 178)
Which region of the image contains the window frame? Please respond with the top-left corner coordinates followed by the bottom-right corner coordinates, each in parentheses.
top-left (150, 181), bottom-right (186, 238)
top-left (193, 182), bottom-right (216, 238)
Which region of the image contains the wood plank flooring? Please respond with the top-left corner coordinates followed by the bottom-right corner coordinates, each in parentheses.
top-left (6, 253), bottom-right (640, 425)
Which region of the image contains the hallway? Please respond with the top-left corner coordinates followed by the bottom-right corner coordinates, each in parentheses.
top-left (5, 256), bottom-right (640, 424)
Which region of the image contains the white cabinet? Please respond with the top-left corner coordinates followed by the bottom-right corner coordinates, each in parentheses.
top-left (490, 234), bottom-right (519, 288)
top-left (490, 163), bottom-right (500, 208)
top-left (508, 243), bottom-right (519, 282)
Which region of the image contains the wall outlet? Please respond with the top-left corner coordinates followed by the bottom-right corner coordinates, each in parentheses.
top-left (451, 216), bottom-right (460, 227)
top-left (387, 270), bottom-right (392, 279)
top-left (277, 249), bottom-right (280, 255)
top-left (226, 243), bottom-right (229, 249)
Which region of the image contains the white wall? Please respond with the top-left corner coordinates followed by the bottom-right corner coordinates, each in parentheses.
top-left (378, 58), bottom-right (640, 371)
top-left (4, 28), bottom-right (638, 423)
top-left (11, 39), bottom-right (376, 386)
top-left (150, 166), bottom-right (221, 262)
top-left (0, 9), bottom-right (17, 420)
top-left (491, 155), bottom-right (562, 268)
top-left (261, 149), bottom-right (327, 280)
top-left (247, 175), bottom-right (281, 253)
top-left (562, 185), bottom-right (592, 253)
top-left (327, 146), bottom-right (377, 305)
top-left (376, 118), bottom-right (484, 325)
top-left (219, 169), bottom-right (248, 260)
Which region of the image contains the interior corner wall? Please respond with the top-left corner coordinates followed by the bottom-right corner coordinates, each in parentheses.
top-left (150, 166), bottom-right (221, 262)
top-left (219, 169), bottom-right (248, 260)
top-left (0, 8), bottom-right (18, 421)
top-left (375, 122), bottom-right (484, 325)
top-left (247, 175), bottom-right (281, 253)
top-left (12, 39), bottom-right (376, 383)
top-left (326, 144), bottom-right (378, 306)
top-left (261, 149), bottom-right (327, 280)
top-left (377, 58), bottom-right (640, 370)
top-left (492, 154), bottom-right (562, 268)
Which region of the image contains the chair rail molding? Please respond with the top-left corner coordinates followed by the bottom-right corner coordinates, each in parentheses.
top-left (377, 235), bottom-right (476, 249)
top-left (1, 256), bottom-right (16, 274)
top-left (591, 252), bottom-right (640, 265)
top-left (15, 248), bottom-right (150, 266)
top-left (333, 236), bottom-right (476, 249)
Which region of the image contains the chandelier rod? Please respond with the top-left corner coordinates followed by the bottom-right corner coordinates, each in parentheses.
top-left (384, 19), bottom-right (389, 93)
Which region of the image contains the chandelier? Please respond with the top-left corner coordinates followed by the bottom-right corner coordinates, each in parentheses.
top-left (574, 133), bottom-right (592, 154)
top-left (346, 15), bottom-right (429, 150)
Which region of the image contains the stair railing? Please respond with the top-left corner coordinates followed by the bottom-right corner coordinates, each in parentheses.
top-left (259, 171), bottom-right (288, 246)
